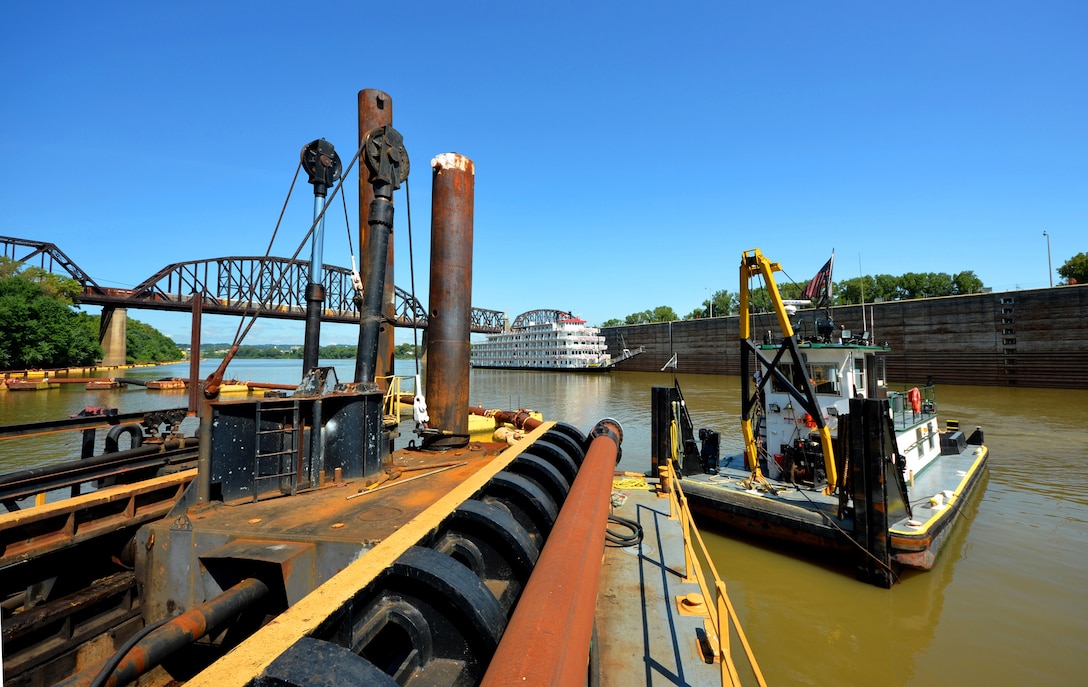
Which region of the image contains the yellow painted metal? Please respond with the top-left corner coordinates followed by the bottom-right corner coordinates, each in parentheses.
top-left (739, 248), bottom-right (840, 491)
top-left (740, 248), bottom-right (792, 339)
top-left (888, 445), bottom-right (988, 536)
top-left (662, 452), bottom-right (767, 686)
top-left (186, 421), bottom-right (557, 687)
top-left (817, 424), bottom-right (837, 494)
top-left (740, 418), bottom-right (759, 474)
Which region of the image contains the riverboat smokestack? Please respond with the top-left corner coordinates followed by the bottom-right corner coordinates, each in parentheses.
top-left (425, 153), bottom-right (474, 444)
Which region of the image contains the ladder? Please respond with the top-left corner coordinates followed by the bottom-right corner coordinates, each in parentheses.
top-left (251, 398), bottom-right (301, 501)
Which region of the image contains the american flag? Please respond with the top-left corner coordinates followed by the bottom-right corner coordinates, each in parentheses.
top-left (803, 253), bottom-right (834, 301)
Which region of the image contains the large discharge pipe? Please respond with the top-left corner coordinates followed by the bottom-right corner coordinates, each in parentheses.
top-left (424, 153), bottom-right (475, 445)
top-left (481, 419), bottom-right (623, 686)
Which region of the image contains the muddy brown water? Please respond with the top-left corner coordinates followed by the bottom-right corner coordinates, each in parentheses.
top-left (3, 360), bottom-right (1084, 686)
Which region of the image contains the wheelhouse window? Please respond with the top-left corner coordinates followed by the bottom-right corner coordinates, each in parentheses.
top-left (808, 364), bottom-right (839, 394)
top-left (768, 363), bottom-right (839, 394)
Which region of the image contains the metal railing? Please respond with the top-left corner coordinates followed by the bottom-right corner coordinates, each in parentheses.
top-left (379, 374), bottom-right (415, 421)
top-left (887, 384), bottom-right (938, 431)
top-left (661, 422), bottom-right (767, 687)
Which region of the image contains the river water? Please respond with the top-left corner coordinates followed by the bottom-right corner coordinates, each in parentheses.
top-left (2, 359), bottom-right (1085, 686)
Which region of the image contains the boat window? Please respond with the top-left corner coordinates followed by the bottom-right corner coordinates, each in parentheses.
top-left (768, 363), bottom-right (839, 394)
top-left (769, 364), bottom-right (795, 393)
top-left (808, 364), bottom-right (839, 394)
top-left (854, 358), bottom-right (865, 395)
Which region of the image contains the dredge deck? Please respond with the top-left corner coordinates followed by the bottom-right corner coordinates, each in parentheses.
top-left (597, 479), bottom-right (723, 686)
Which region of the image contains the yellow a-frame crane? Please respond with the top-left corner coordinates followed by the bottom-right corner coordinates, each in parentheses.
top-left (738, 249), bottom-right (839, 493)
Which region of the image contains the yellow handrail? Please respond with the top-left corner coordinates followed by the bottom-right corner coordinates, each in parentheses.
top-left (378, 375), bottom-right (414, 420)
top-left (664, 420), bottom-right (767, 687)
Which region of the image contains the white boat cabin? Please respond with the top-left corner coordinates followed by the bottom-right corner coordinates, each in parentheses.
top-left (757, 329), bottom-right (942, 484)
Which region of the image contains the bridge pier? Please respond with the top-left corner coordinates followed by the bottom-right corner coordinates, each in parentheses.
top-left (100, 307), bottom-right (128, 367)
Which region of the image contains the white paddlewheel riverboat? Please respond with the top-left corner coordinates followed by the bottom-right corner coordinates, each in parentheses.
top-left (471, 309), bottom-right (613, 371)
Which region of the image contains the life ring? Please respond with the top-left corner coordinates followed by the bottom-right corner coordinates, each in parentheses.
top-left (907, 387), bottom-right (922, 414)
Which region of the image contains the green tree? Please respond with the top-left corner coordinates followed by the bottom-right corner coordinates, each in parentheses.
top-left (686, 289), bottom-right (738, 319)
top-left (745, 286), bottom-right (774, 313)
top-left (0, 272), bottom-right (101, 368)
top-left (835, 276), bottom-right (876, 305)
top-left (623, 306), bottom-right (678, 324)
top-left (19, 266), bottom-right (83, 304)
top-left (600, 318), bottom-right (623, 328)
top-left (952, 271), bottom-right (984, 294)
top-left (837, 271), bottom-right (985, 304)
top-left (1057, 252), bottom-right (1088, 285)
top-left (125, 319), bottom-right (183, 364)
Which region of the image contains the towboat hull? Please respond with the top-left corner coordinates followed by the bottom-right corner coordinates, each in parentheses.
top-left (680, 442), bottom-right (987, 571)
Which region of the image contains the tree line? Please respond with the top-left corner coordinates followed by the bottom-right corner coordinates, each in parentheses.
top-left (601, 251), bottom-right (1088, 327)
top-left (0, 257), bottom-right (182, 368)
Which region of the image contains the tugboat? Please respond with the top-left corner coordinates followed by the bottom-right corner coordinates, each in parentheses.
top-left (0, 91), bottom-right (762, 685)
top-left (656, 249), bottom-right (989, 587)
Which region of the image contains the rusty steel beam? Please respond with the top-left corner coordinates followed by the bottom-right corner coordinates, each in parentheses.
top-left (468, 406), bottom-right (544, 432)
top-left (0, 407), bottom-right (189, 441)
top-left (481, 419), bottom-right (623, 687)
top-left (0, 438), bottom-right (198, 505)
top-left (425, 153), bottom-right (475, 441)
top-left (0, 471), bottom-right (194, 568)
top-left (56, 578), bottom-right (270, 687)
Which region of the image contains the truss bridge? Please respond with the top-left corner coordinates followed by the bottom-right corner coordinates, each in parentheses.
top-left (1, 236), bottom-right (505, 333)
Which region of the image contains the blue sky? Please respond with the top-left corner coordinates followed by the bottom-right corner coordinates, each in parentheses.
top-left (2, 1), bottom-right (1084, 346)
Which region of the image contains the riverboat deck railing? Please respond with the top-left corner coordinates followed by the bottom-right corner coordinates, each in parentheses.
top-left (379, 374), bottom-right (415, 421)
top-left (661, 420), bottom-right (767, 686)
top-left (887, 384), bottom-right (938, 432)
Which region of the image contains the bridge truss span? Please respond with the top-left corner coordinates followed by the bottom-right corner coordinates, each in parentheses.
top-left (1, 237), bottom-right (504, 333)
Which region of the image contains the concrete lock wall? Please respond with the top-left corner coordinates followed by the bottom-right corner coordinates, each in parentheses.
top-left (601, 284), bottom-right (1088, 389)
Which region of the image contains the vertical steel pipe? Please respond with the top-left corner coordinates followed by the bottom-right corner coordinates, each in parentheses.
top-left (188, 292), bottom-right (203, 416)
top-left (481, 419), bottom-right (623, 686)
top-left (356, 195), bottom-right (394, 384)
top-left (425, 153), bottom-right (474, 441)
top-left (355, 89), bottom-right (395, 387)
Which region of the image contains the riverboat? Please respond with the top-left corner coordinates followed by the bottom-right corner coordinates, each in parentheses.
top-left (656, 249), bottom-right (989, 587)
top-left (0, 90), bottom-right (762, 685)
top-left (472, 309), bottom-right (634, 371)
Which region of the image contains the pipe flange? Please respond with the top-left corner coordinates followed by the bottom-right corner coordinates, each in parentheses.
top-left (589, 418), bottom-right (623, 464)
